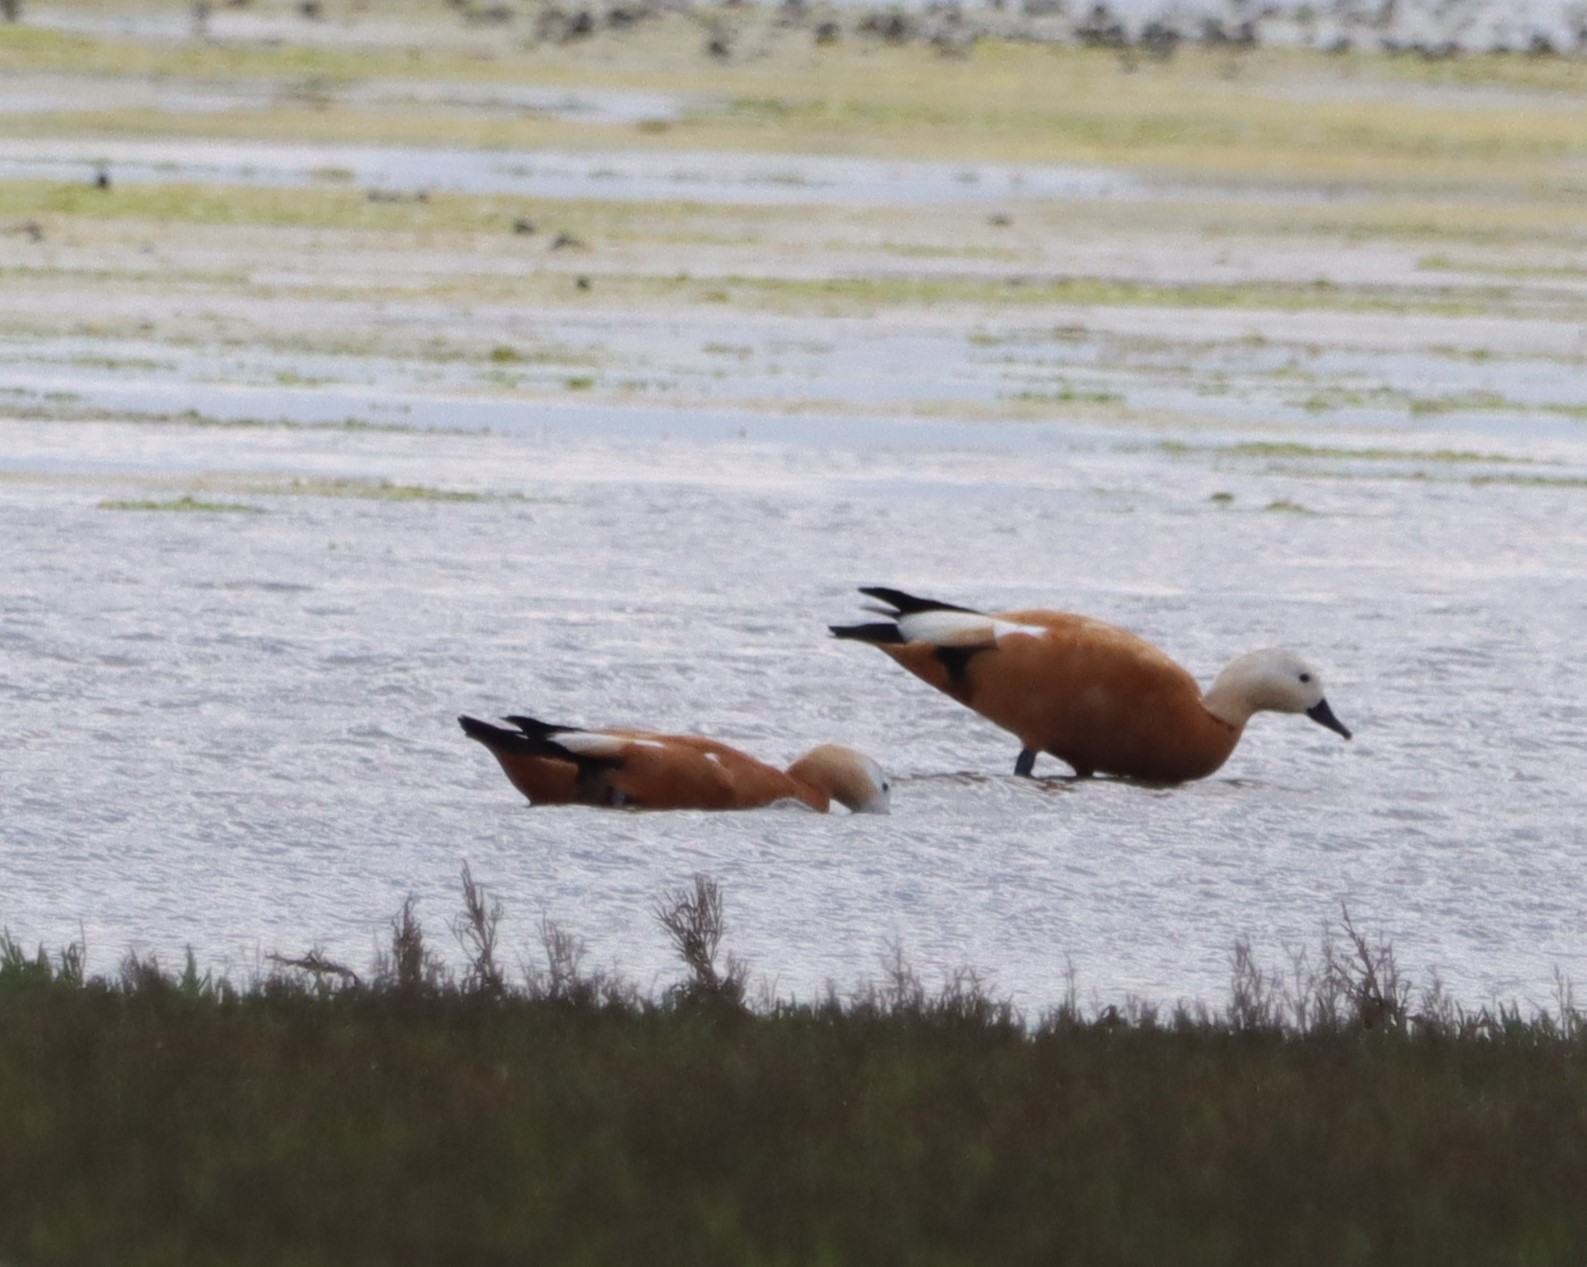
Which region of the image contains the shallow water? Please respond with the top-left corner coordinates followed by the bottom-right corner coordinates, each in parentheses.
top-left (0, 137), bottom-right (1151, 207)
top-left (3, 395), bottom-right (1585, 1012)
top-left (0, 73), bottom-right (697, 126)
top-left (8, 307), bottom-right (1587, 472)
top-left (4, 61), bottom-right (1587, 1011)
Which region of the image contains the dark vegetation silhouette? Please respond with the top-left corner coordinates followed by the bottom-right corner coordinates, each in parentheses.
top-left (3, 868), bottom-right (1587, 1263)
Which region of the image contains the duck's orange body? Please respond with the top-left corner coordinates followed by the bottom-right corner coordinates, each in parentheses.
top-left (834, 587), bottom-right (1349, 782)
top-left (878, 609), bottom-right (1240, 781)
top-left (459, 715), bottom-right (889, 813)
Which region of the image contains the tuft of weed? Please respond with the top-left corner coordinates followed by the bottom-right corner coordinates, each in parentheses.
top-left (451, 862), bottom-right (505, 997)
top-left (654, 872), bottom-right (748, 1010)
top-left (98, 495), bottom-right (262, 513)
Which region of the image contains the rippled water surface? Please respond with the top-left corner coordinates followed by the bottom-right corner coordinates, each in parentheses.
top-left (4, 58), bottom-right (1587, 1010)
top-left (0, 137), bottom-right (1150, 207)
top-left (4, 400), bottom-right (1585, 1011)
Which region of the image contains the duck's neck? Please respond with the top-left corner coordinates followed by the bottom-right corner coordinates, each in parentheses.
top-left (1201, 662), bottom-right (1260, 730)
top-left (787, 746), bottom-right (880, 814)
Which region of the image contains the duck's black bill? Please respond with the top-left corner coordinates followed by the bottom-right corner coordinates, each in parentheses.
top-left (1306, 699), bottom-right (1352, 740)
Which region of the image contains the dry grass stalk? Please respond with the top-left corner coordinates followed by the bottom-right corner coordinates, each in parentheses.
top-left (266, 947), bottom-right (362, 989)
top-left (374, 895), bottom-right (445, 996)
top-left (653, 873), bottom-right (747, 1007)
top-left (452, 862), bottom-right (505, 996)
top-left (1326, 904), bottom-right (1410, 1031)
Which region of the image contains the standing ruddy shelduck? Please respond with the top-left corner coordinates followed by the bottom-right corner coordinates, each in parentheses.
top-left (831, 587), bottom-right (1351, 782)
top-left (459, 714), bottom-right (891, 813)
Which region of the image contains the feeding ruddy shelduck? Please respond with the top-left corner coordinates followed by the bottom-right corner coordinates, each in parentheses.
top-left (831, 586), bottom-right (1351, 783)
top-left (459, 714), bottom-right (891, 813)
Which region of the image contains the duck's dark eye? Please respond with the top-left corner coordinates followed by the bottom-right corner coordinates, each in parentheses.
top-left (1298, 673), bottom-right (1312, 684)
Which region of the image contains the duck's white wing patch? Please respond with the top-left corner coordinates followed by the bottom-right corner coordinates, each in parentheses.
top-left (897, 610), bottom-right (1044, 647)
top-left (897, 610), bottom-right (997, 646)
top-left (554, 731), bottom-right (657, 758)
top-left (990, 619), bottom-right (1047, 642)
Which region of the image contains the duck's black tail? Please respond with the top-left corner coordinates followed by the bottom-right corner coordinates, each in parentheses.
top-left (857, 586), bottom-right (979, 616)
top-left (829, 622), bottom-right (906, 644)
top-left (459, 714), bottom-right (576, 760)
top-left (832, 586), bottom-right (980, 642)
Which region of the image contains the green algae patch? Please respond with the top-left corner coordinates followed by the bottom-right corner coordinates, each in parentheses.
top-left (0, 177), bottom-right (797, 245)
top-left (1007, 386), bottom-right (1124, 406)
top-left (0, 22), bottom-right (458, 85)
top-left (245, 477), bottom-right (484, 502)
top-left (1285, 385), bottom-right (1587, 419)
top-left (708, 272), bottom-right (1505, 318)
top-left (91, 475), bottom-right (489, 508)
top-left (1405, 393), bottom-right (1587, 420)
top-left (1469, 473), bottom-right (1587, 490)
top-left (0, 402), bottom-right (447, 435)
top-left (0, 179), bottom-right (492, 234)
top-left (1408, 390), bottom-right (1515, 416)
top-left (1222, 441), bottom-right (1524, 464)
top-left (99, 494), bottom-right (263, 513)
top-left (876, 240), bottom-right (1020, 261)
top-left (0, 260), bottom-right (247, 287)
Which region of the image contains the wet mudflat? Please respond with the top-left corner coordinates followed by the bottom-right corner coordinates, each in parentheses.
top-left (2, 3), bottom-right (1586, 1009)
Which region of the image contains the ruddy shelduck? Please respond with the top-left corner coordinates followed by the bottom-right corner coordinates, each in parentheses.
top-left (459, 714), bottom-right (891, 813)
top-left (831, 586), bottom-right (1351, 782)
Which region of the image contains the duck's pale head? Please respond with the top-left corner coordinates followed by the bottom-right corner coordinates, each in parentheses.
top-left (788, 744), bottom-right (892, 813)
top-left (1206, 648), bottom-right (1352, 739)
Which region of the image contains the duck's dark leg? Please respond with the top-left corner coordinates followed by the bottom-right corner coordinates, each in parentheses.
top-left (1015, 748), bottom-right (1037, 777)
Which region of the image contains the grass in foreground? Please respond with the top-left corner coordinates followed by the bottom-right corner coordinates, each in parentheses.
top-left (2, 870), bottom-right (1586, 1266)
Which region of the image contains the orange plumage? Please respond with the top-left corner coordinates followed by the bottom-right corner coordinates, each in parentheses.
top-left (833, 587), bottom-right (1349, 782)
top-left (459, 715), bottom-right (890, 813)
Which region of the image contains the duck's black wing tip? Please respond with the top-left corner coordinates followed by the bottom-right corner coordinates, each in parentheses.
top-left (857, 586), bottom-right (978, 616)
